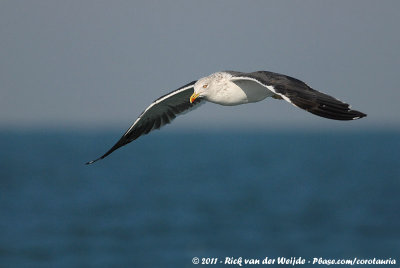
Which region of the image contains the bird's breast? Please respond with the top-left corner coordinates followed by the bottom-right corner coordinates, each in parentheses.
top-left (206, 80), bottom-right (272, 106)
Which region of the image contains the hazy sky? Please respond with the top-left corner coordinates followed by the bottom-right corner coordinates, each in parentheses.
top-left (1, 0), bottom-right (399, 130)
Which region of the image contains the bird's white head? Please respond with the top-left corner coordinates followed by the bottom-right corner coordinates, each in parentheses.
top-left (190, 77), bottom-right (213, 103)
top-left (190, 72), bottom-right (229, 103)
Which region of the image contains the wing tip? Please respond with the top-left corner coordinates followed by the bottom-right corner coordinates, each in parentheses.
top-left (351, 111), bottom-right (367, 120)
top-left (85, 157), bottom-right (103, 165)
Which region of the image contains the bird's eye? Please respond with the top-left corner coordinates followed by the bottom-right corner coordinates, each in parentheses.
top-left (203, 84), bottom-right (208, 88)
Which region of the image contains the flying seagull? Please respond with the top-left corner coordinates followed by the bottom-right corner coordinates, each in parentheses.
top-left (86, 71), bottom-right (366, 164)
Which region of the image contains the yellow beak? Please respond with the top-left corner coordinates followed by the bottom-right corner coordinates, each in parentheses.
top-left (190, 92), bottom-right (200, 104)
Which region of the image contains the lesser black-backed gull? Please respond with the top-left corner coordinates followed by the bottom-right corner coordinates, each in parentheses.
top-left (86, 71), bottom-right (366, 164)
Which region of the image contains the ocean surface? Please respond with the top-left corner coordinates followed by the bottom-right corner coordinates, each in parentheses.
top-left (0, 129), bottom-right (399, 267)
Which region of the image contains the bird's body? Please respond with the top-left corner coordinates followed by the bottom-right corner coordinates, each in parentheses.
top-left (86, 71), bottom-right (366, 164)
top-left (197, 72), bottom-right (274, 105)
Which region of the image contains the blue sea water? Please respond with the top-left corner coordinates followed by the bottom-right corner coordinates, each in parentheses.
top-left (0, 129), bottom-right (399, 267)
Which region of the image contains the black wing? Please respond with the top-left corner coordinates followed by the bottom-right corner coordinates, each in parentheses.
top-left (229, 71), bottom-right (366, 121)
top-left (86, 80), bottom-right (203, 164)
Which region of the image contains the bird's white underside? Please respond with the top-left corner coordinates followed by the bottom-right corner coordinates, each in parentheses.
top-left (208, 79), bottom-right (274, 105)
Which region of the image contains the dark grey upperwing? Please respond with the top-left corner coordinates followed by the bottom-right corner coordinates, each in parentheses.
top-left (228, 71), bottom-right (366, 121)
top-left (86, 80), bottom-right (202, 164)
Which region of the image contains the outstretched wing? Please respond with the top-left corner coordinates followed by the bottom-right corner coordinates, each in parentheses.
top-left (86, 80), bottom-right (203, 164)
top-left (229, 71), bottom-right (366, 121)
